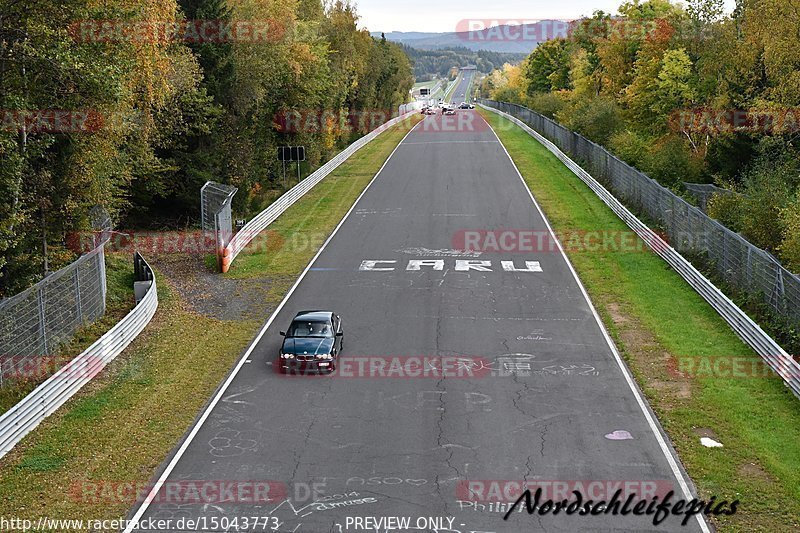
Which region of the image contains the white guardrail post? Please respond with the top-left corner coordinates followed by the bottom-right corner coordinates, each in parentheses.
top-left (221, 110), bottom-right (417, 272)
top-left (479, 101), bottom-right (800, 400)
top-left (0, 252), bottom-right (159, 459)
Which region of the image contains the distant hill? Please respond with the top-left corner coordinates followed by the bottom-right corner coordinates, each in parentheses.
top-left (372, 22), bottom-right (557, 54)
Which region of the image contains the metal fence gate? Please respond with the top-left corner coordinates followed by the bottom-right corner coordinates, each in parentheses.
top-left (200, 181), bottom-right (238, 271)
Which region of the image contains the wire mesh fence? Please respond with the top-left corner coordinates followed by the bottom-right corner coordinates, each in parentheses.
top-left (482, 100), bottom-right (800, 324)
top-left (201, 181), bottom-right (238, 269)
top-left (0, 208), bottom-right (112, 386)
top-left (0, 251), bottom-right (158, 458)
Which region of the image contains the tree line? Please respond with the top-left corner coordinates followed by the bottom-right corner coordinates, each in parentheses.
top-left (402, 45), bottom-right (525, 80)
top-left (0, 0), bottom-right (413, 295)
top-left (480, 0), bottom-right (800, 272)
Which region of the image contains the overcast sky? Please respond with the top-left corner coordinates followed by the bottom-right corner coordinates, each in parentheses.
top-left (356, 0), bottom-right (737, 33)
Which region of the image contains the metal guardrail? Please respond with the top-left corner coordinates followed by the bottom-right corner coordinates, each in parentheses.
top-left (399, 101), bottom-right (424, 115)
top-left (0, 252), bottom-right (159, 459)
top-left (480, 101), bottom-right (800, 400)
top-left (483, 102), bottom-right (800, 323)
top-left (222, 111), bottom-right (417, 271)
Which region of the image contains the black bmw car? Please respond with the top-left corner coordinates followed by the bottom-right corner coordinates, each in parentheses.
top-left (279, 310), bottom-right (343, 373)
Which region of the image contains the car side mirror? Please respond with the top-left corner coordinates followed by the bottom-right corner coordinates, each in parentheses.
top-left (336, 332), bottom-right (343, 337)
top-left (279, 331), bottom-right (286, 336)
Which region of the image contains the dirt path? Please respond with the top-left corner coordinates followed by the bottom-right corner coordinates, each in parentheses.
top-left (153, 253), bottom-right (276, 321)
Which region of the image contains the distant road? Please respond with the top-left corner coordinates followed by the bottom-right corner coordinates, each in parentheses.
top-left (445, 70), bottom-right (473, 104)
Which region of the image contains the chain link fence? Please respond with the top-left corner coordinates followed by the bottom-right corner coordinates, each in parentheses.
top-left (0, 208), bottom-right (112, 386)
top-left (0, 251), bottom-right (158, 457)
top-left (200, 181), bottom-right (238, 270)
top-left (483, 100), bottom-right (800, 323)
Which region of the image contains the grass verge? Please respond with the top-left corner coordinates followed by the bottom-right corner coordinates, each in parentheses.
top-left (0, 254), bottom-right (135, 414)
top-left (0, 115), bottom-right (421, 528)
top-left (481, 108), bottom-right (800, 532)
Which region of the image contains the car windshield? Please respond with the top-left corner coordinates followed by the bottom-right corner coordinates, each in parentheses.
top-left (288, 320), bottom-right (333, 338)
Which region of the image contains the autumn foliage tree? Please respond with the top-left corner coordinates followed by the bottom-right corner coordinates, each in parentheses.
top-left (0, 0), bottom-right (413, 295)
top-left (486, 0), bottom-right (800, 269)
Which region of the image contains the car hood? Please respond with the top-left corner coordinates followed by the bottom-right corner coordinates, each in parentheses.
top-left (282, 337), bottom-right (334, 355)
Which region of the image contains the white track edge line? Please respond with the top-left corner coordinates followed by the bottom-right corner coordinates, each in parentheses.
top-left (482, 110), bottom-right (712, 533)
top-left (124, 118), bottom-right (422, 531)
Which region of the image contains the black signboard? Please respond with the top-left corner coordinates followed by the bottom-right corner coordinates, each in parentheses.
top-left (277, 145), bottom-right (306, 162)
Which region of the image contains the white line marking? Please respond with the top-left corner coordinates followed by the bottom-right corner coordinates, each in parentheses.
top-left (483, 111), bottom-right (711, 533)
top-left (123, 118), bottom-right (422, 531)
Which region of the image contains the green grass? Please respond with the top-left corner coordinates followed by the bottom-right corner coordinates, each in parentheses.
top-left (0, 254), bottom-right (135, 414)
top-left (0, 115), bottom-right (421, 528)
top-left (481, 108), bottom-right (800, 531)
top-left (413, 79), bottom-right (438, 89)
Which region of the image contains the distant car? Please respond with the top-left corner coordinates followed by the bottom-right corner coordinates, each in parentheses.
top-left (420, 106), bottom-right (428, 114)
top-left (458, 102), bottom-right (474, 109)
top-left (443, 107), bottom-right (456, 115)
top-left (279, 310), bottom-right (343, 373)
top-left (424, 107), bottom-right (437, 115)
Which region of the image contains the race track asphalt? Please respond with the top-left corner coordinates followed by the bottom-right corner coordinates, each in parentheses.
top-left (126, 110), bottom-right (707, 533)
top-left (448, 72), bottom-right (473, 104)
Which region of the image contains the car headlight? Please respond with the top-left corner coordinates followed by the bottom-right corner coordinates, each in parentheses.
top-left (315, 353), bottom-right (332, 360)
top-left (280, 353), bottom-right (294, 359)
